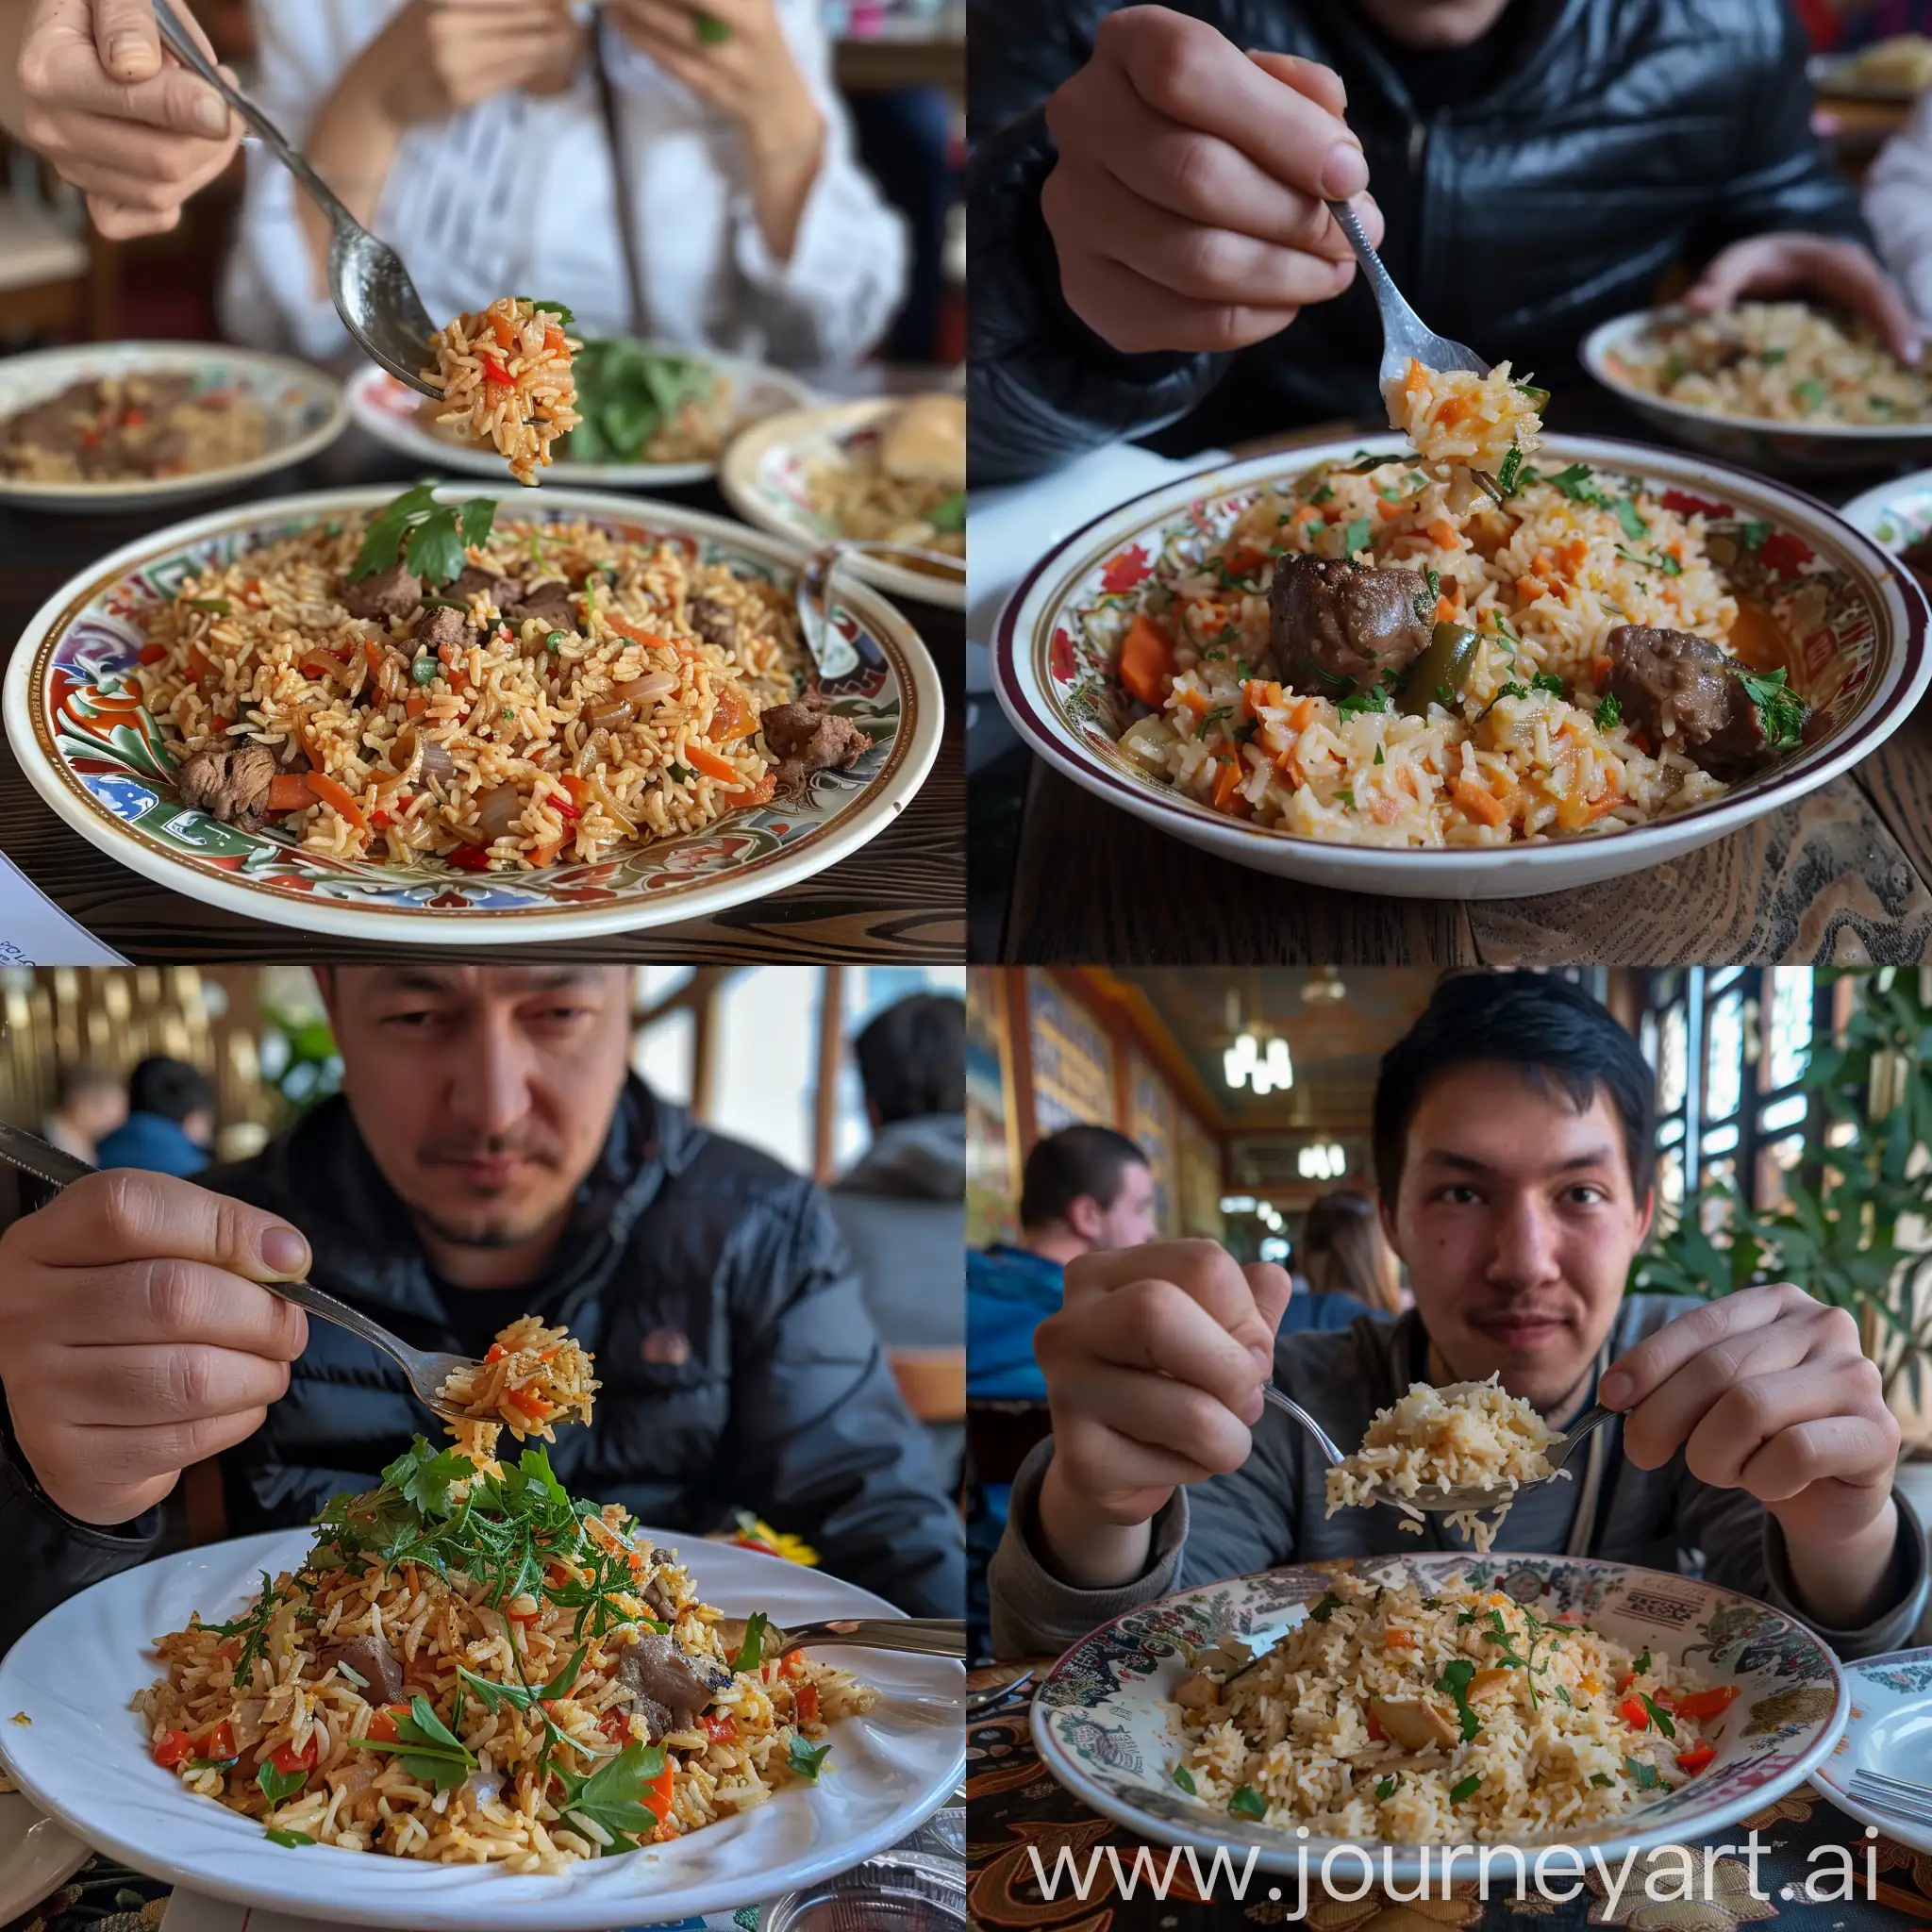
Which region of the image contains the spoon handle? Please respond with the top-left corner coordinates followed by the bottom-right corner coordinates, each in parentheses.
top-left (151, 1), bottom-right (357, 233)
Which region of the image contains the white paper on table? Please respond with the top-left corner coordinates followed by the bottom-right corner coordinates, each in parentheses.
top-left (0, 849), bottom-right (126, 964)
top-left (964, 442), bottom-right (1231, 695)
top-left (158, 1889), bottom-right (743, 1932)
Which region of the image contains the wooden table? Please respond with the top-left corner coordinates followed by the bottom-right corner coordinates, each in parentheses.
top-left (0, 426), bottom-right (964, 964)
top-left (985, 394), bottom-right (1932, 966)
top-left (967, 1664), bottom-right (1932, 1930)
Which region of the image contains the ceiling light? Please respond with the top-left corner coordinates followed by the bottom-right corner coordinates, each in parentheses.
top-left (1266, 1037), bottom-right (1293, 1087)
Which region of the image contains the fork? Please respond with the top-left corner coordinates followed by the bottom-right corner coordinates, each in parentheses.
top-left (794, 540), bottom-right (962, 681)
top-left (1326, 199), bottom-right (1506, 507)
top-left (1260, 1381), bottom-right (1618, 1513)
top-left (0, 1120), bottom-right (481, 1424)
top-left (1848, 1769), bottom-right (1932, 1823)
top-left (152, 0), bottom-right (441, 399)
top-left (757, 1618), bottom-right (967, 1663)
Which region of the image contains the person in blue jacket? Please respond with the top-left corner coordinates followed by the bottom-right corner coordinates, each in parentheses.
top-left (93, 1057), bottom-right (213, 1178)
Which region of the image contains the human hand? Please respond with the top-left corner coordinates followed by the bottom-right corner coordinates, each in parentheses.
top-left (1601, 1283), bottom-right (1901, 1555)
top-left (1039, 8), bottom-right (1383, 357)
top-left (363, 0), bottom-right (587, 129)
top-left (0, 1171), bottom-right (310, 1526)
top-left (1036, 1239), bottom-right (1293, 1533)
top-left (604, 0), bottom-right (821, 160)
top-left (1684, 232), bottom-right (1923, 365)
top-left (15, 0), bottom-right (241, 240)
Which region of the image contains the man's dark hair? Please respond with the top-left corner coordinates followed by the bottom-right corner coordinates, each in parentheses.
top-left (126, 1056), bottom-right (214, 1124)
top-left (1020, 1124), bottom-right (1148, 1229)
top-left (1374, 974), bottom-right (1656, 1202)
top-left (854, 993), bottom-right (966, 1124)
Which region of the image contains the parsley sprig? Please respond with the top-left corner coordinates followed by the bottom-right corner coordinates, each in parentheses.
top-left (348, 483), bottom-right (497, 589)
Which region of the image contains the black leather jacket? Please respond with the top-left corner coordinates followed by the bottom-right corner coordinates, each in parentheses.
top-left (969, 0), bottom-right (1871, 481)
top-left (0, 1080), bottom-right (964, 1653)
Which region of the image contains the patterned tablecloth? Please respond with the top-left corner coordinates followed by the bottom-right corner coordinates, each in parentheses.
top-left (967, 1667), bottom-right (1932, 1931)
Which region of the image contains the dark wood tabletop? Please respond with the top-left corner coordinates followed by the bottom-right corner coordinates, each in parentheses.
top-left (981, 392), bottom-right (1932, 967)
top-left (0, 425), bottom-right (963, 965)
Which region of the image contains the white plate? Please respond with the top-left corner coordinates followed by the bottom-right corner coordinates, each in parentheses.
top-left (1033, 1553), bottom-right (1847, 1885)
top-left (993, 433), bottom-right (1931, 900)
top-left (1811, 1645), bottom-right (1932, 1856)
top-left (347, 351), bottom-right (819, 490)
top-left (0, 1790), bottom-right (90, 1922)
top-left (1842, 469), bottom-right (1932, 563)
top-left (719, 400), bottom-right (966, 612)
top-left (0, 1528), bottom-right (963, 1932)
top-left (2, 485), bottom-right (943, 943)
top-left (0, 342), bottom-right (346, 512)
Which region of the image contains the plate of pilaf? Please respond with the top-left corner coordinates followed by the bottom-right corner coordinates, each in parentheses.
top-left (0, 341), bottom-right (345, 512)
top-left (0, 1315), bottom-right (964, 1929)
top-left (2, 483), bottom-right (941, 941)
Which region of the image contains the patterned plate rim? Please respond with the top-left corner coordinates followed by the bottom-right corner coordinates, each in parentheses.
top-left (2, 486), bottom-right (944, 942)
top-left (0, 341), bottom-right (347, 506)
top-left (993, 432), bottom-right (1931, 876)
top-left (1806, 1644), bottom-right (1932, 1855)
top-left (1030, 1552), bottom-right (1849, 1874)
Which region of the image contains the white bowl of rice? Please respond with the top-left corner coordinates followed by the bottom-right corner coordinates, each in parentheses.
top-left (1032, 1553), bottom-right (1845, 1885)
top-left (993, 432), bottom-right (1929, 900)
top-left (1583, 305), bottom-right (1932, 475)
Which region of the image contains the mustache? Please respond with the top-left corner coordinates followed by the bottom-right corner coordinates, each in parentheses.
top-left (415, 1134), bottom-right (564, 1168)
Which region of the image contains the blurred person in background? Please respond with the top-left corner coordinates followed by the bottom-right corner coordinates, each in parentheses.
top-left (1866, 88), bottom-right (1932, 326)
top-left (93, 1056), bottom-right (213, 1177)
top-left (0, 968), bottom-right (960, 1653)
top-left (39, 1063), bottom-right (127, 1165)
top-left (1298, 1187), bottom-right (1407, 1320)
top-left (829, 991), bottom-right (967, 1490)
top-left (219, 0), bottom-right (909, 370)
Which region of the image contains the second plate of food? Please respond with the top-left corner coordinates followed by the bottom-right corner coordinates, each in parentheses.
top-left (1034, 1553), bottom-right (1845, 1883)
top-left (2, 484), bottom-right (941, 942)
top-left (995, 432), bottom-right (1928, 899)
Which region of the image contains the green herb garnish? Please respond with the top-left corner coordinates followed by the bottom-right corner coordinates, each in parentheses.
top-left (1624, 1756), bottom-right (1659, 1790)
top-left (1307, 1592), bottom-right (1342, 1624)
top-left (1434, 1658), bottom-right (1483, 1741)
top-left (1590, 1772), bottom-right (1614, 1788)
top-left (180, 596), bottom-right (233, 615)
top-left (1531, 672), bottom-right (1566, 696)
top-left (732, 1612), bottom-right (771, 1674)
top-left (511, 297), bottom-right (575, 326)
top-left (563, 340), bottom-right (717, 464)
top-left (1341, 516), bottom-right (1372, 557)
top-left (553, 1741), bottom-right (669, 1852)
top-left (927, 491), bottom-right (966, 534)
top-left (1228, 1785), bottom-right (1269, 1820)
top-left (788, 1735), bottom-right (832, 1782)
top-left (347, 1694), bottom-right (475, 1791)
top-left (264, 1828), bottom-right (316, 1848)
top-left (1174, 1765), bottom-right (1197, 1794)
top-left (197, 1571), bottom-right (278, 1682)
top-left (349, 484), bottom-right (496, 590)
top-left (1449, 1774), bottom-right (1483, 1803)
top-left (1497, 444), bottom-right (1524, 495)
top-left (1594, 693), bottom-right (1623, 731)
top-left (1338, 684), bottom-right (1391, 719)
top-left (1736, 666), bottom-right (1805, 751)
top-left (1376, 1775), bottom-right (1398, 1800)
top-left (1639, 1692), bottom-right (1677, 1740)
top-left (256, 1759), bottom-right (308, 1810)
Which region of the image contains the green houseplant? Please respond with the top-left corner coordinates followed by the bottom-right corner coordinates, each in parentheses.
top-left (1629, 969), bottom-right (1932, 1408)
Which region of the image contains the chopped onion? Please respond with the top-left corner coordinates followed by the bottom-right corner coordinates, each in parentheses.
top-left (476, 787), bottom-right (525, 839)
top-left (616, 670), bottom-right (677, 705)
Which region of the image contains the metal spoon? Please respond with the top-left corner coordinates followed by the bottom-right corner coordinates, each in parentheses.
top-left (795, 540), bottom-right (962, 681)
top-left (723, 1618), bottom-right (966, 1663)
top-left (0, 1121), bottom-right (481, 1423)
top-left (1325, 199), bottom-right (1506, 508)
top-left (1261, 1380), bottom-right (1618, 1513)
top-left (152, 0), bottom-right (440, 398)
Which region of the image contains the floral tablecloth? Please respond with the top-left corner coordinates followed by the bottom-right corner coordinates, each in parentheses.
top-left (967, 1666), bottom-right (1932, 1932)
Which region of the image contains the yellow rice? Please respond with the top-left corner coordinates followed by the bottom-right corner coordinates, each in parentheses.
top-left (425, 298), bottom-right (581, 486)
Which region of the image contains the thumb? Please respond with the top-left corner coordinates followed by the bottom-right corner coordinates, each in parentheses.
top-left (92, 0), bottom-right (163, 82)
top-left (1243, 1261), bottom-right (1294, 1357)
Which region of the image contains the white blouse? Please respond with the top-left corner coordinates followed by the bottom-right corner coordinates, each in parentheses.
top-left (219, 0), bottom-right (910, 369)
top-left (1867, 90), bottom-right (1932, 328)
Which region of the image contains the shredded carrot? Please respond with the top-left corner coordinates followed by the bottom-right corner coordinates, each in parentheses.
top-left (490, 310), bottom-right (517, 352)
top-left (1275, 751), bottom-right (1307, 788)
top-left (1176, 687), bottom-right (1210, 718)
top-left (306, 770), bottom-right (368, 833)
top-left (183, 645), bottom-right (214, 687)
top-left (405, 693), bottom-right (427, 719)
top-left (1397, 766), bottom-right (1419, 799)
top-left (1403, 358), bottom-right (1427, 400)
top-left (726, 771), bottom-right (778, 808)
top-left (1376, 496), bottom-right (1406, 521)
top-left (1517, 575), bottom-right (1547, 603)
top-left (1291, 502), bottom-right (1324, 526)
top-left (686, 744), bottom-right (741, 786)
top-left (1434, 595), bottom-right (1458, 624)
top-left (1426, 518), bottom-right (1461, 551)
top-left (1119, 613), bottom-right (1176, 710)
top-left (1211, 757), bottom-right (1243, 811)
top-left (1436, 394), bottom-right (1475, 429)
top-left (266, 774), bottom-right (313, 814)
top-left (1383, 1628), bottom-right (1416, 1649)
top-left (712, 691), bottom-right (758, 743)
top-left (1371, 793), bottom-right (1400, 824)
top-left (528, 836), bottom-right (565, 867)
top-left (1593, 654), bottom-right (1613, 681)
top-left (1287, 695), bottom-right (1315, 732)
top-left (1452, 775), bottom-right (1507, 826)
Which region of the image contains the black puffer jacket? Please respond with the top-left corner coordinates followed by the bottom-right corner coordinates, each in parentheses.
top-left (969, 0), bottom-right (1871, 481)
top-left (0, 1080), bottom-right (963, 1653)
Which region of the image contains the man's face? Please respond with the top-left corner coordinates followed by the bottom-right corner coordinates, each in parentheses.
top-left (75, 1088), bottom-right (126, 1140)
top-left (1354, 0), bottom-right (1515, 49)
top-left (320, 966), bottom-right (632, 1254)
top-left (1383, 1064), bottom-right (1654, 1410)
top-left (1079, 1160), bottom-right (1159, 1253)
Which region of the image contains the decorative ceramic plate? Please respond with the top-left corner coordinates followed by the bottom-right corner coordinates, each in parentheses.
top-left (0, 341), bottom-right (345, 513)
top-left (1, 486), bottom-right (942, 943)
top-left (720, 399), bottom-right (966, 611)
top-left (994, 433), bottom-right (1929, 900)
top-left (1582, 309), bottom-right (1932, 475)
top-left (0, 1792), bottom-right (89, 1924)
top-left (347, 350), bottom-right (818, 489)
top-left (0, 1528), bottom-right (964, 1932)
top-left (1812, 1645), bottom-right (1932, 1857)
top-left (1032, 1553), bottom-right (1846, 1884)
top-left (1842, 469), bottom-right (1932, 573)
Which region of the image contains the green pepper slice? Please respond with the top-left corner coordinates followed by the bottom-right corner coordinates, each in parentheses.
top-left (1397, 621), bottom-right (1479, 716)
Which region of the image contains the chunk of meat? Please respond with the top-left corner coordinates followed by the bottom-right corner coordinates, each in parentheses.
top-left (1267, 553), bottom-right (1430, 691)
top-left (274, 736), bottom-right (310, 774)
top-left (176, 743), bottom-right (277, 831)
top-left (327, 1631), bottom-right (405, 1704)
top-left (1367, 1696), bottom-right (1459, 1751)
top-left (686, 595), bottom-right (737, 647)
top-left (1604, 625), bottom-right (1803, 778)
top-left (613, 1630), bottom-right (733, 1741)
top-left (5, 387), bottom-right (91, 455)
top-left (340, 562), bottom-right (422, 621)
top-left (504, 578), bottom-right (576, 630)
top-left (447, 566), bottom-right (522, 608)
top-left (414, 603), bottom-right (477, 655)
top-left (1173, 1672), bottom-right (1221, 1710)
top-left (760, 698), bottom-right (872, 790)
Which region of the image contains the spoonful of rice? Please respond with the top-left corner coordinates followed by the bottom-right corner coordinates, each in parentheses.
top-left (153, 0), bottom-right (440, 398)
top-left (1263, 1377), bottom-right (1617, 1551)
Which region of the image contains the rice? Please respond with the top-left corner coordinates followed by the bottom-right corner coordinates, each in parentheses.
top-left (132, 503), bottom-right (802, 873)
top-left (1324, 1377), bottom-right (1563, 1553)
top-left (0, 373), bottom-right (264, 482)
top-left (1619, 303), bottom-right (1932, 425)
top-left (1170, 1569), bottom-right (1728, 1840)
top-left (425, 298), bottom-right (581, 485)
top-left (440, 1315), bottom-right (600, 1466)
top-left (1385, 358), bottom-right (1543, 475)
top-left (1110, 436), bottom-right (1768, 845)
top-left (134, 1316), bottom-right (875, 1871)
